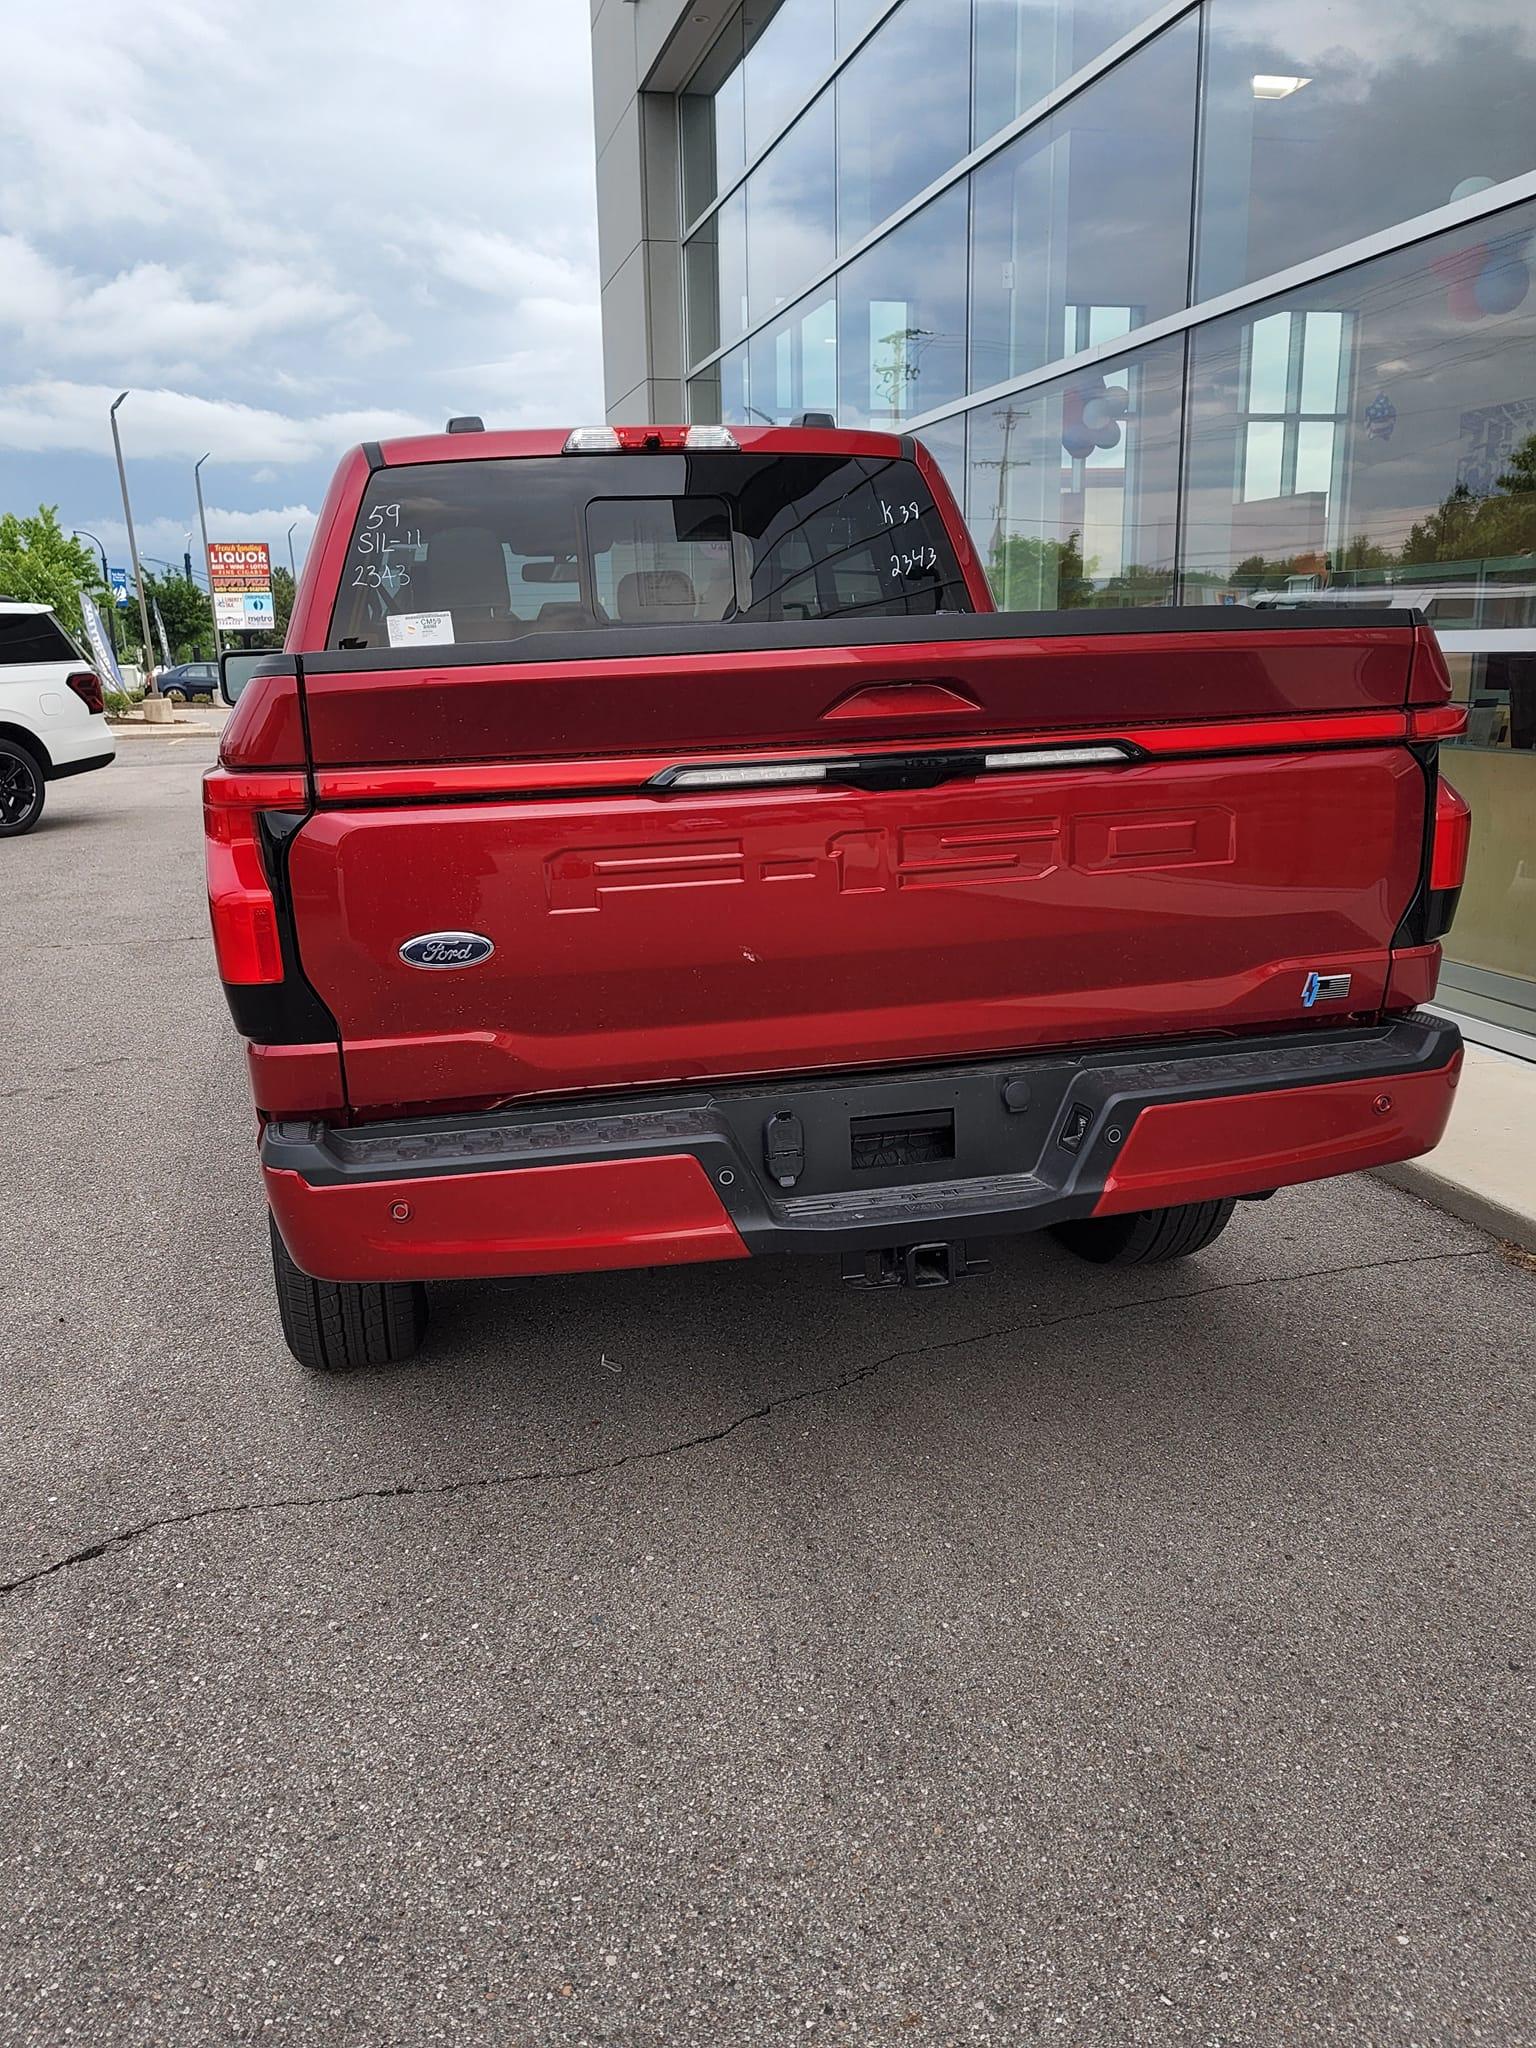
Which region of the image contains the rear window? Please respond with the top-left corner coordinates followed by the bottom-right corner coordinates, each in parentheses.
top-left (328, 452), bottom-right (972, 649)
top-left (0, 612), bottom-right (78, 666)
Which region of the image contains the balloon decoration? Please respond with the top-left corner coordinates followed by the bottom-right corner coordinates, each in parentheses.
top-left (1475, 254), bottom-right (1531, 316)
top-left (1431, 205), bottom-right (1533, 323)
top-left (1362, 391), bottom-right (1397, 441)
top-left (1061, 376), bottom-right (1130, 461)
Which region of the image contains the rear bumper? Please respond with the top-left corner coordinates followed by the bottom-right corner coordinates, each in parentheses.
top-left (262, 1014), bottom-right (1462, 1282)
top-left (46, 719), bottom-right (116, 775)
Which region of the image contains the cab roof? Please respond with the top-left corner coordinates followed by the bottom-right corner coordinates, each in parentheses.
top-left (373, 423), bottom-right (913, 466)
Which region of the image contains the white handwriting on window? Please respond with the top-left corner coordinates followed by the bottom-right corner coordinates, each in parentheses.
top-left (890, 545), bottom-right (937, 577)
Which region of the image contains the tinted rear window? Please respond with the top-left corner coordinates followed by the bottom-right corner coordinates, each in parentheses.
top-left (0, 612), bottom-right (78, 666)
top-left (328, 453), bottom-right (972, 649)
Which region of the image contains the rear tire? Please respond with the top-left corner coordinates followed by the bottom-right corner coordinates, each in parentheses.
top-left (268, 1214), bottom-right (428, 1370)
top-left (1051, 1198), bottom-right (1236, 1266)
top-left (0, 738), bottom-right (46, 837)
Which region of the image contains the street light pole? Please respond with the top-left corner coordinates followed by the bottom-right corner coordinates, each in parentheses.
top-left (109, 391), bottom-right (158, 695)
top-left (286, 520), bottom-right (298, 582)
top-left (195, 453), bottom-right (223, 658)
top-left (71, 528), bottom-right (118, 656)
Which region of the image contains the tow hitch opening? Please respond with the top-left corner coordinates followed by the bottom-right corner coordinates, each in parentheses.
top-left (840, 1242), bottom-right (988, 1290)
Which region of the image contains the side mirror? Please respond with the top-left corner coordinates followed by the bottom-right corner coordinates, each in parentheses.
top-left (219, 650), bottom-right (270, 705)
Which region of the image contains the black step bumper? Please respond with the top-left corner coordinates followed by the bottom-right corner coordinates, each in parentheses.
top-left (262, 1014), bottom-right (1463, 1280)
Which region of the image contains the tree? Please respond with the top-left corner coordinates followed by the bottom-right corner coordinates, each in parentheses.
top-left (1401, 434), bottom-right (1536, 567)
top-left (987, 530), bottom-right (1095, 610)
top-left (0, 505), bottom-right (106, 625)
top-left (1336, 532), bottom-right (1395, 575)
top-left (1495, 432), bottom-right (1536, 500)
top-left (140, 569), bottom-right (214, 662)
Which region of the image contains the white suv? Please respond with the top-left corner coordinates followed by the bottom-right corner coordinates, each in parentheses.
top-left (0, 599), bottom-right (117, 836)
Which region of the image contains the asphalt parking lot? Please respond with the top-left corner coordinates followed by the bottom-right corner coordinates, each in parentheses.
top-left (2, 737), bottom-right (1532, 2046)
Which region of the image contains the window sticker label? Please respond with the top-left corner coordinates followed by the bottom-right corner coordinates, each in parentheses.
top-left (386, 610), bottom-right (455, 647)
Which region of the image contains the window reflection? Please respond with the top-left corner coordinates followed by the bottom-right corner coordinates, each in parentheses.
top-left (968, 16), bottom-right (1198, 393)
top-left (836, 0), bottom-right (970, 251)
top-left (914, 413), bottom-right (969, 519)
top-left (685, 188), bottom-right (748, 368)
top-left (966, 337), bottom-right (1184, 608)
top-left (972, 0), bottom-right (1164, 148)
top-left (837, 186), bottom-right (968, 427)
top-left (680, 12), bottom-right (747, 222)
top-left (686, 346), bottom-right (751, 426)
top-left (747, 96), bottom-right (836, 326)
top-left (745, 0), bottom-right (834, 162)
top-left (1436, 652), bottom-right (1536, 1026)
top-left (1182, 203), bottom-right (1536, 630)
top-left (835, 0), bottom-right (885, 53)
top-left (1197, 0), bottom-right (1536, 298)
top-left (748, 293), bottom-right (838, 422)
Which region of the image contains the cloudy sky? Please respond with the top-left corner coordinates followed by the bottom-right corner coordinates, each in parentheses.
top-left (0, 0), bottom-right (603, 580)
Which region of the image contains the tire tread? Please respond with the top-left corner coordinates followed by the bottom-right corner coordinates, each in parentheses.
top-left (1051, 1197), bottom-right (1236, 1266)
top-left (268, 1215), bottom-right (427, 1370)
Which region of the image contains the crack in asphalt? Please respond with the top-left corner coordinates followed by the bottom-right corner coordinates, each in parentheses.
top-left (0, 1245), bottom-right (1494, 1602)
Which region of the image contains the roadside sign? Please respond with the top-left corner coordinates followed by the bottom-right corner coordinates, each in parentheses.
top-left (108, 567), bottom-right (130, 608)
top-left (208, 540), bottom-right (273, 633)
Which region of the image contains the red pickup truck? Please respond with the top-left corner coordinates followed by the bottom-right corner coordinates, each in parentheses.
top-left (208, 422), bottom-right (1469, 1370)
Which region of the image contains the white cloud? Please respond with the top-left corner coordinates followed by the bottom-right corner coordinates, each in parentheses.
top-left (0, 0), bottom-right (605, 536)
top-left (423, 225), bottom-right (597, 305)
top-left (0, 381), bottom-right (432, 462)
top-left (88, 506), bottom-right (321, 572)
top-left (0, 237), bottom-right (370, 373)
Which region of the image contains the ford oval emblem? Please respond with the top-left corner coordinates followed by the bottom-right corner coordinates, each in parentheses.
top-left (399, 931), bottom-right (495, 970)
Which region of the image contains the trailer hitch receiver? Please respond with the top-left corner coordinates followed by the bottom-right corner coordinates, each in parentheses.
top-left (840, 1242), bottom-right (987, 1290)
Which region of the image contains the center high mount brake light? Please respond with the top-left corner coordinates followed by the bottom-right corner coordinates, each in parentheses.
top-left (562, 425), bottom-right (740, 454)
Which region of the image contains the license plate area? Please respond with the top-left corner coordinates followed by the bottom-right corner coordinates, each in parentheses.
top-left (849, 1110), bottom-right (955, 1172)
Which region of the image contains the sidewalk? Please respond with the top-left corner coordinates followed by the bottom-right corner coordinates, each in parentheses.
top-left (1379, 1039), bottom-right (1536, 1251)
top-left (109, 710), bottom-right (226, 738)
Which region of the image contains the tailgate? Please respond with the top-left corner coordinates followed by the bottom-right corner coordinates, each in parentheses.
top-left (284, 616), bottom-right (1434, 1115)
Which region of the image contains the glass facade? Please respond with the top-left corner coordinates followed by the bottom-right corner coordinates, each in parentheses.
top-left (837, 184), bottom-right (968, 426)
top-left (1195, 1), bottom-right (1536, 299)
top-left (966, 335), bottom-right (1183, 608)
top-left (968, 15), bottom-right (1197, 392)
top-left (670, 0), bottom-right (1536, 1027)
top-left (836, 0), bottom-right (971, 250)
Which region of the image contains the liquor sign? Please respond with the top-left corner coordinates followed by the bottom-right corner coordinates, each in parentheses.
top-left (208, 541), bottom-right (274, 632)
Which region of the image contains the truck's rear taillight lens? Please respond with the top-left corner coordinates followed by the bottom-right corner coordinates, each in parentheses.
top-left (1408, 704), bottom-right (1468, 740)
top-left (1430, 777), bottom-right (1471, 892)
top-left (65, 670), bottom-right (104, 715)
top-left (203, 768), bottom-right (307, 985)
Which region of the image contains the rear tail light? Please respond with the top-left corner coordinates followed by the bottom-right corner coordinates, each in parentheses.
top-left (1408, 704), bottom-right (1468, 740)
top-left (203, 768), bottom-right (307, 985)
top-left (65, 670), bottom-right (105, 715)
top-left (1429, 776), bottom-right (1471, 893)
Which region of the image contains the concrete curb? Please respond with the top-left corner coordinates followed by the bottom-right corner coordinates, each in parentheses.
top-left (109, 721), bottom-right (222, 738)
top-left (1374, 1160), bottom-right (1536, 1253)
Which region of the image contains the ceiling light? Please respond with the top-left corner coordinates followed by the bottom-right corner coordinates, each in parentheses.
top-left (1252, 73), bottom-right (1312, 99)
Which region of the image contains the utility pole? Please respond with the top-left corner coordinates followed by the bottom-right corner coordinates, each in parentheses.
top-left (71, 527), bottom-right (118, 656)
top-left (110, 392), bottom-right (158, 694)
top-left (194, 453), bottom-right (223, 657)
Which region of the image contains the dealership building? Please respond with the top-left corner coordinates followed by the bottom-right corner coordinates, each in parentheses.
top-left (590, 0), bottom-right (1536, 1039)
